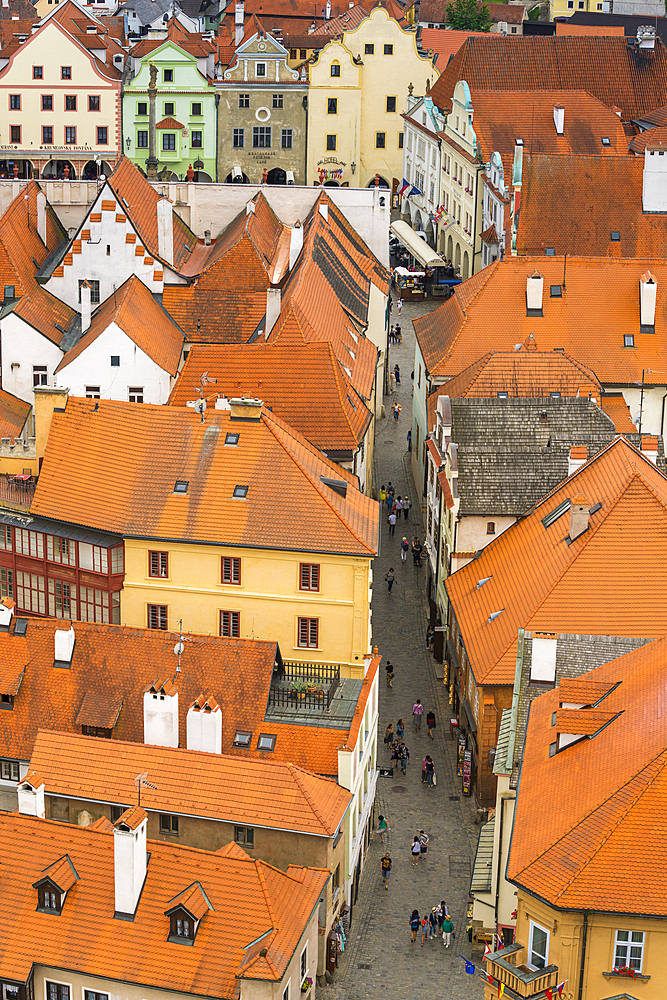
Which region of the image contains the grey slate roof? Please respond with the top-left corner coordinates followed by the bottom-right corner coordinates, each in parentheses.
top-left (451, 397), bottom-right (664, 517)
top-left (119, 0), bottom-right (173, 24)
top-left (493, 707), bottom-right (512, 776)
top-left (470, 817), bottom-right (495, 894)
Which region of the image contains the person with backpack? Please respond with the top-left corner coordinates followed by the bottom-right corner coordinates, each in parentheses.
top-left (411, 537), bottom-right (422, 565)
top-left (396, 718), bottom-right (405, 740)
top-left (376, 814), bottom-right (389, 844)
top-left (437, 901), bottom-right (449, 932)
top-left (428, 908), bottom-right (438, 940)
top-left (425, 757), bottom-right (435, 787)
top-left (409, 909), bottom-right (420, 942)
top-left (400, 536), bottom-right (409, 562)
top-left (402, 496), bottom-right (411, 520)
top-left (419, 830), bottom-right (430, 860)
top-left (381, 852), bottom-right (392, 890)
top-left (386, 661), bottom-right (395, 687)
top-left (384, 723), bottom-right (394, 746)
top-left (420, 915), bottom-right (429, 947)
top-left (385, 567), bottom-right (395, 593)
top-left (413, 699), bottom-right (424, 730)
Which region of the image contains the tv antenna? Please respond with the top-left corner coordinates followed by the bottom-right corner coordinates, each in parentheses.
top-left (134, 771), bottom-right (158, 806)
top-left (187, 370), bottom-right (217, 423)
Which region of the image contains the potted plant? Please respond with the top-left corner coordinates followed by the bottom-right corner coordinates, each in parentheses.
top-left (301, 978), bottom-right (313, 993)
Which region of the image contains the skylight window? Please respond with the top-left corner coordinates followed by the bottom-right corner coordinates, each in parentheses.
top-left (347, 395), bottom-right (356, 411)
top-left (515, 138), bottom-right (524, 146)
top-left (497, 391), bottom-right (508, 399)
top-left (233, 730), bottom-right (252, 747)
top-left (624, 334), bottom-right (635, 347)
top-left (550, 392), bottom-right (561, 398)
top-left (348, 329), bottom-right (358, 344)
top-left (545, 247), bottom-right (555, 256)
top-left (13, 618), bottom-right (28, 636)
top-left (233, 485), bottom-right (249, 498)
top-left (257, 733), bottom-right (276, 751)
top-left (174, 481), bottom-right (189, 494)
top-left (346, 346), bottom-right (356, 360)
top-left (610, 231), bottom-right (620, 241)
top-left (541, 498), bottom-right (571, 528)
top-left (343, 365), bottom-right (352, 377)
top-left (225, 433), bottom-right (240, 446)
top-left (601, 137), bottom-right (611, 146)
top-left (550, 285), bottom-right (562, 297)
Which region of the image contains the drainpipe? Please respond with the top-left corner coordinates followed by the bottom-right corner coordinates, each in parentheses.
top-left (660, 389), bottom-right (667, 437)
top-left (494, 793), bottom-right (506, 929)
top-left (471, 162), bottom-right (481, 275)
top-left (302, 94), bottom-right (309, 185)
top-left (214, 92), bottom-right (220, 182)
top-left (577, 913), bottom-right (589, 1000)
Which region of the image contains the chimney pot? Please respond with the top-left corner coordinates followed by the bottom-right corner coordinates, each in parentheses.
top-left (54, 625), bottom-right (75, 666)
top-left (569, 494), bottom-right (590, 542)
top-left (186, 695), bottom-right (222, 753)
top-left (17, 772), bottom-right (45, 818)
top-left (143, 680), bottom-right (179, 747)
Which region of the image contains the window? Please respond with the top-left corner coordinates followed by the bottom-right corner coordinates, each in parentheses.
top-left (234, 824), bottom-right (254, 846)
top-left (78, 543), bottom-right (107, 574)
top-left (78, 279), bottom-right (100, 304)
top-left (384, 43), bottom-right (393, 54)
top-left (65, 127), bottom-right (76, 144)
top-left (9, 95), bottom-right (20, 110)
top-left (129, 386), bottom-right (143, 402)
top-left (386, 96), bottom-right (396, 112)
top-left (46, 536), bottom-right (75, 566)
top-left (137, 101), bottom-right (148, 115)
top-left (82, 725), bottom-right (111, 738)
top-left (300, 563), bottom-right (320, 591)
top-left (365, 43), bottom-right (374, 53)
top-left (97, 126), bottom-right (108, 145)
top-left (256, 62), bottom-right (266, 77)
top-left (300, 49), bottom-right (306, 59)
top-left (281, 128), bottom-right (293, 149)
top-left (163, 69), bottom-right (173, 82)
top-left (84, 992), bottom-right (108, 1000)
top-left (624, 334), bottom-right (635, 347)
top-left (10, 126), bottom-right (20, 144)
top-left (550, 391), bottom-right (561, 399)
top-left (0, 526), bottom-right (12, 552)
top-left (610, 230), bottom-right (620, 241)
top-left (33, 365), bottom-right (48, 387)
top-left (48, 580), bottom-right (74, 619)
top-left (164, 101), bottom-right (175, 116)
top-left (239, 93), bottom-right (250, 108)
top-left (85, 386), bottom-right (100, 399)
top-left (300, 945), bottom-right (308, 982)
top-left (398, 132), bottom-right (404, 148)
top-left (375, 131), bottom-right (386, 149)
top-left (233, 485), bottom-right (249, 498)
top-left (39, 885), bottom-right (60, 912)
top-left (528, 922), bottom-right (549, 970)
top-left (79, 587), bottom-right (109, 624)
top-left (110, 805), bottom-right (125, 822)
top-left (253, 126), bottom-right (271, 148)
top-left (65, 95), bottom-right (76, 111)
top-left (89, 95), bottom-right (100, 111)
top-left (220, 610), bottom-right (240, 637)
top-left (148, 604), bottom-right (168, 630)
top-left (332, 863), bottom-right (340, 895)
top-left (0, 567), bottom-right (13, 599)
top-left (42, 95), bottom-right (53, 110)
top-left (191, 102), bottom-right (202, 116)
top-left (283, 986), bottom-right (290, 1000)
top-left (47, 984), bottom-right (69, 1000)
top-left (550, 285), bottom-right (562, 297)
top-left (137, 131), bottom-right (148, 148)
top-left (15, 529), bottom-right (43, 559)
top-left (222, 556), bottom-right (241, 584)
top-left (601, 136), bottom-right (611, 147)
top-left (149, 551), bottom-right (168, 578)
top-left (159, 813), bottom-right (179, 835)
top-left (16, 571), bottom-right (45, 615)
top-left (171, 913), bottom-right (193, 940)
top-left (326, 134), bottom-right (337, 151)
top-left (174, 480), bottom-right (189, 493)
top-left (233, 128), bottom-right (244, 148)
top-left (1, 759), bottom-right (19, 781)
top-left (544, 247), bottom-right (555, 256)
top-left (190, 130), bottom-right (202, 148)
top-left (298, 617), bottom-right (319, 648)
top-left (33, 66), bottom-right (43, 79)
top-left (111, 546), bottom-right (123, 575)
top-left (61, 66), bottom-right (71, 79)
top-left (614, 930), bottom-right (644, 972)
top-left (331, 62), bottom-right (340, 76)
top-left (291, 47), bottom-right (297, 57)
top-left (257, 733), bottom-right (276, 751)
top-left (328, 97), bottom-right (338, 114)
top-left (225, 433), bottom-right (239, 445)
top-left (273, 93), bottom-right (283, 108)
top-left (42, 126), bottom-right (53, 144)
top-left (486, 522), bottom-right (495, 535)
top-left (162, 133), bottom-right (176, 151)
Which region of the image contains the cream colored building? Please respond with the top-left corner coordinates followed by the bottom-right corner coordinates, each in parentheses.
top-left (438, 80), bottom-right (483, 277)
top-left (307, 7), bottom-right (437, 189)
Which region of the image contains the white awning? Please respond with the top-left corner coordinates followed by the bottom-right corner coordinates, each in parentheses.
top-left (390, 220), bottom-right (443, 269)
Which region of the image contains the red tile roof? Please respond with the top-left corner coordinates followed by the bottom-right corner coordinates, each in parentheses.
top-left (156, 115), bottom-right (186, 129)
top-left (629, 124), bottom-right (667, 151)
top-left (486, 2), bottom-right (525, 22)
top-left (56, 274), bottom-right (184, 376)
top-left (446, 436), bottom-right (667, 686)
top-left (555, 21), bottom-right (625, 35)
top-left (600, 392), bottom-right (636, 432)
top-left (0, 387), bottom-right (31, 441)
top-left (419, 27), bottom-right (499, 66)
top-left (0, 811), bottom-right (328, 993)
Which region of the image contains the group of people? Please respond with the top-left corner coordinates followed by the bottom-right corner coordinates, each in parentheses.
top-left (389, 324), bottom-right (402, 344)
top-left (380, 483), bottom-right (411, 520)
top-left (408, 904), bottom-right (455, 947)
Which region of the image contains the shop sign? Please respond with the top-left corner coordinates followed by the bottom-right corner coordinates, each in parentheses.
top-left (462, 749), bottom-right (472, 796)
top-left (457, 729), bottom-right (466, 777)
top-left (317, 156), bottom-right (346, 181)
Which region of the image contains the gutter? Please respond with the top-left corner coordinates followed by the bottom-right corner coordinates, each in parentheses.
top-left (577, 913), bottom-right (588, 1000)
top-left (214, 92), bottom-right (220, 182)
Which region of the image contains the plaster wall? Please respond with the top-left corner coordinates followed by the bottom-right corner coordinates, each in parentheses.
top-left (0, 313), bottom-right (64, 404)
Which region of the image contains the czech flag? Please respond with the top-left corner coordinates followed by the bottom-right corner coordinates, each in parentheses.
top-left (397, 178), bottom-right (410, 198)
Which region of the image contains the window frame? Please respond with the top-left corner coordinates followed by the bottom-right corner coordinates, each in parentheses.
top-left (10, 125), bottom-right (21, 144)
top-left (190, 130), bottom-right (202, 148)
top-left (281, 128), bottom-right (293, 149)
top-left (220, 609), bottom-right (241, 638)
top-left (613, 929), bottom-right (645, 973)
top-left (234, 824), bottom-right (254, 846)
top-left (221, 556), bottom-right (241, 585)
top-left (9, 94), bottom-right (20, 110)
top-left (137, 101), bottom-right (148, 116)
top-left (61, 66), bottom-right (72, 79)
top-left (46, 983), bottom-right (70, 1000)
top-left (527, 921), bottom-right (550, 971)
top-left (42, 94), bottom-right (53, 111)
top-left (162, 132), bottom-right (176, 152)
top-left (386, 96), bottom-right (397, 113)
top-left (148, 604), bottom-right (168, 630)
top-left (299, 563), bottom-right (320, 592)
top-left (163, 69), bottom-right (174, 82)
top-left (33, 65), bottom-right (43, 79)
top-left (0, 758), bottom-right (20, 781)
top-left (191, 101), bottom-right (202, 116)
top-left (272, 93), bottom-right (283, 108)
top-left (327, 97), bottom-right (338, 115)
top-left (39, 884), bottom-right (61, 913)
top-left (89, 95), bottom-right (100, 112)
top-left (137, 130), bottom-right (148, 148)
top-left (159, 812), bottom-right (179, 835)
top-left (64, 94), bottom-right (77, 111)
top-left (149, 551), bottom-right (169, 579)
top-left (326, 134), bottom-right (337, 151)
top-left (128, 386), bottom-right (144, 403)
top-left (239, 93), bottom-right (250, 108)
top-left (233, 127), bottom-right (245, 148)
top-left (257, 733), bottom-right (276, 751)
top-left (330, 62), bottom-right (340, 76)
top-left (383, 43), bottom-right (393, 54)
top-left (297, 616), bottom-right (319, 649)
top-left (364, 43), bottom-right (374, 54)
top-left (96, 126), bottom-right (108, 145)
top-left (64, 126), bottom-right (76, 145)
top-left (376, 131), bottom-right (386, 149)
top-left (300, 944), bottom-right (308, 983)
top-left (42, 125), bottom-right (53, 144)
top-left (252, 126), bottom-right (271, 149)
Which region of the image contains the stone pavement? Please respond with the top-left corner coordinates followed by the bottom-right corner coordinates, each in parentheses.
top-left (330, 295), bottom-right (485, 1000)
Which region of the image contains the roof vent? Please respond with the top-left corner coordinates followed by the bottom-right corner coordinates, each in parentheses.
top-left (476, 576), bottom-right (492, 589)
top-left (13, 617), bottom-right (28, 637)
top-left (568, 494), bottom-right (589, 543)
top-left (488, 609), bottom-right (504, 622)
top-left (54, 626), bottom-right (75, 668)
top-left (321, 475), bottom-right (348, 499)
top-left (553, 105), bottom-right (564, 136)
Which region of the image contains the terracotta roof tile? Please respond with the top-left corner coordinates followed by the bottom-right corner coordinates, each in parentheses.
top-left (554, 707), bottom-right (618, 735)
top-left (558, 677), bottom-right (618, 704)
top-left (486, 2), bottom-right (525, 22)
top-left (30, 730), bottom-right (351, 836)
top-left (555, 21), bottom-right (625, 35)
top-left (420, 27), bottom-right (498, 69)
top-left (629, 124), bottom-right (667, 151)
top-left (74, 689), bottom-right (124, 730)
top-left (36, 854), bottom-right (79, 892)
top-left (600, 392), bottom-right (636, 432)
top-left (446, 436), bottom-right (667, 685)
top-left (0, 387), bottom-right (31, 441)
top-left (168, 343), bottom-right (372, 452)
top-left (165, 882), bottom-right (211, 920)
top-left (156, 115), bottom-right (185, 129)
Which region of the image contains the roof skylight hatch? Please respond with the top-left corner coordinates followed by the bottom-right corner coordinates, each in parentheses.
top-left (541, 498), bottom-right (571, 528)
top-left (233, 485), bottom-right (249, 498)
top-left (174, 480), bottom-right (189, 494)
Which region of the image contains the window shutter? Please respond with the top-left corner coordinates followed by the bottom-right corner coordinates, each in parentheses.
top-left (309, 618), bottom-right (318, 647)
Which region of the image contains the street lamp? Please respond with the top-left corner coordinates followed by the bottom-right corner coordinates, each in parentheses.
top-left (351, 161), bottom-right (356, 174)
top-left (125, 136), bottom-right (131, 149)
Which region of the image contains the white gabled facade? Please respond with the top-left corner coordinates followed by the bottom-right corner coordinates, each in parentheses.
top-left (401, 94), bottom-right (445, 246)
top-left (480, 150), bottom-right (509, 268)
top-left (439, 80), bottom-right (484, 279)
top-left (1, 316), bottom-right (68, 404)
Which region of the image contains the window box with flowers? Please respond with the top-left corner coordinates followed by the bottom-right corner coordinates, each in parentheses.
top-left (300, 978), bottom-right (313, 994)
top-left (603, 968), bottom-right (650, 981)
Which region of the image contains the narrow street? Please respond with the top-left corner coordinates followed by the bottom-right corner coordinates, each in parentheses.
top-left (330, 297), bottom-right (485, 1000)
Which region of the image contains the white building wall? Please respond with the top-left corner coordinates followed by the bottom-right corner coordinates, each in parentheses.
top-left (0, 314), bottom-right (65, 404)
top-left (456, 514), bottom-right (517, 558)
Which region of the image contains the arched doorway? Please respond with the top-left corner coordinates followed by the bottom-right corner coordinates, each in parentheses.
top-left (225, 170), bottom-right (249, 184)
top-left (82, 159), bottom-right (113, 180)
top-left (367, 175), bottom-right (390, 188)
top-left (463, 251), bottom-right (469, 279)
top-left (447, 235), bottom-right (453, 262)
top-left (267, 167), bottom-right (286, 185)
top-left (323, 180), bottom-right (339, 187)
top-left (0, 159), bottom-right (33, 179)
top-left (193, 170), bottom-right (213, 182)
top-left (454, 243), bottom-right (461, 271)
top-left (42, 159), bottom-right (77, 180)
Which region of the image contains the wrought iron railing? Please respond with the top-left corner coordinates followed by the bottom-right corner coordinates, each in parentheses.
top-left (269, 661), bottom-right (341, 712)
top-left (0, 477), bottom-right (35, 511)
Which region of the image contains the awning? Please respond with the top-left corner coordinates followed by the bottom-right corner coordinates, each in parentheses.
top-left (390, 220), bottom-right (443, 269)
top-left (471, 817), bottom-right (495, 894)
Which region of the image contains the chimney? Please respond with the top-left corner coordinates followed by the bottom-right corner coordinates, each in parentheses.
top-left (36, 190), bottom-right (47, 245)
top-left (229, 396), bottom-right (263, 420)
top-left (637, 24), bottom-right (656, 49)
top-left (235, 0), bottom-right (244, 46)
top-left (157, 197), bottom-right (174, 267)
top-left (186, 695), bottom-right (222, 754)
top-left (289, 220), bottom-right (303, 270)
top-left (33, 386), bottom-right (68, 463)
top-left (80, 279), bottom-right (92, 334)
top-left (17, 771), bottom-right (45, 818)
top-left (640, 270), bottom-right (657, 327)
top-left (325, 0), bottom-right (331, 16)
top-left (0, 596), bottom-right (14, 631)
top-left (569, 494), bottom-right (590, 542)
top-left (553, 105), bottom-right (564, 136)
top-left (113, 806), bottom-right (148, 918)
top-left (568, 445), bottom-right (587, 477)
top-left (319, 202), bottom-right (328, 223)
top-left (54, 625), bottom-right (75, 667)
top-left (642, 147), bottom-right (667, 213)
top-left (143, 678), bottom-right (179, 748)
top-left (526, 272), bottom-right (543, 312)
top-left (265, 286), bottom-right (281, 335)
top-left (2, 0), bottom-right (8, 9)
top-left (641, 435), bottom-right (658, 464)
top-left (204, 229), bottom-right (211, 246)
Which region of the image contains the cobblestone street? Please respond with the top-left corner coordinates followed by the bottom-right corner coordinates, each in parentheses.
top-left (330, 296), bottom-right (486, 1000)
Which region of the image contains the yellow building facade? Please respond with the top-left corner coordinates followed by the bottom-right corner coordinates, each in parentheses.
top-left (549, 0), bottom-right (605, 17)
top-left (307, 7), bottom-right (437, 189)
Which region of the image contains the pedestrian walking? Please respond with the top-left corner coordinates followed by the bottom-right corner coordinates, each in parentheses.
top-left (392, 402), bottom-right (401, 422)
top-left (381, 852), bottom-right (392, 890)
top-left (385, 492), bottom-right (394, 514)
top-left (385, 567), bottom-right (395, 592)
top-left (388, 511), bottom-right (397, 535)
top-left (386, 660), bottom-right (394, 687)
top-left (394, 364), bottom-right (401, 385)
top-left (398, 741), bottom-right (410, 774)
top-left (429, 908), bottom-right (438, 939)
top-left (419, 830), bottom-right (430, 860)
top-left (384, 723), bottom-right (394, 746)
top-left (413, 699), bottom-right (424, 730)
top-left (410, 909), bottom-right (420, 941)
top-left (425, 757), bottom-right (435, 786)
top-left (397, 297), bottom-right (403, 315)
top-left (387, 482), bottom-right (395, 496)
top-left (421, 755), bottom-right (428, 783)
top-left (400, 536), bottom-right (409, 562)
top-left (394, 496), bottom-right (404, 518)
top-left (390, 740), bottom-right (399, 767)
top-left (411, 837), bottom-right (421, 866)
top-left (427, 710), bottom-right (436, 739)
top-left (420, 915), bottom-right (429, 947)
top-left (379, 484), bottom-right (386, 504)
top-left (376, 814), bottom-right (389, 844)
top-left (442, 914), bottom-right (454, 948)
top-left (437, 901), bottom-right (449, 932)
top-left (395, 324), bottom-right (401, 342)
top-left (407, 429), bottom-right (412, 452)
top-left (403, 497), bottom-right (411, 520)
top-left (389, 325), bottom-right (395, 344)
top-left (411, 537), bottom-right (422, 566)
top-left (396, 718), bottom-right (405, 740)
top-left (389, 371), bottom-right (396, 394)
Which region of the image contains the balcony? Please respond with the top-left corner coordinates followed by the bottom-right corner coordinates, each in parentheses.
top-left (266, 660), bottom-right (363, 728)
top-left (0, 475), bottom-right (36, 512)
top-left (484, 944), bottom-right (558, 997)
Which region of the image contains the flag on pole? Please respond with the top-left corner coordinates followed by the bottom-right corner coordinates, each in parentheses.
top-left (557, 985), bottom-right (565, 997)
top-left (483, 940), bottom-right (492, 961)
top-left (465, 961), bottom-right (475, 975)
top-left (545, 989), bottom-right (553, 1000)
top-left (409, 185), bottom-right (421, 197)
top-left (486, 973), bottom-right (494, 985)
top-left (497, 984), bottom-right (505, 998)
top-left (397, 178), bottom-right (410, 198)
top-left (496, 934), bottom-right (504, 952)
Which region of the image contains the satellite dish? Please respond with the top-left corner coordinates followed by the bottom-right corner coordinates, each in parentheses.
top-left (193, 399), bottom-right (206, 414)
top-left (174, 642), bottom-right (185, 656)
top-left (632, 413), bottom-right (641, 424)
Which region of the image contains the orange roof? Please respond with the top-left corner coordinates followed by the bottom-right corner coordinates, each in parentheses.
top-left (37, 854), bottom-right (79, 892)
top-left (446, 436), bottom-right (667, 686)
top-left (558, 677), bottom-right (618, 703)
top-left (413, 256), bottom-right (667, 385)
top-left (430, 35), bottom-right (667, 121)
top-left (30, 729), bottom-right (351, 836)
top-left (420, 27), bottom-right (500, 67)
top-left (555, 21), bottom-right (625, 35)
top-left (38, 4), bottom-right (125, 73)
top-left (629, 125), bottom-right (667, 152)
top-left (168, 343), bottom-right (372, 452)
top-left (508, 635), bottom-right (667, 914)
top-left (56, 275), bottom-right (184, 377)
top-left (156, 115), bottom-right (186, 129)
top-left (32, 397), bottom-right (379, 556)
top-left (0, 811), bottom-right (328, 992)
top-left (0, 387), bottom-right (31, 442)
top-left (600, 392), bottom-right (636, 432)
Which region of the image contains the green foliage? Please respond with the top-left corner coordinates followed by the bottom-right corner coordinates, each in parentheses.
top-left (527, 3), bottom-right (542, 17)
top-left (446, 0), bottom-right (492, 30)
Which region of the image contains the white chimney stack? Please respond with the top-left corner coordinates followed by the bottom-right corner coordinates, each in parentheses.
top-left (17, 771), bottom-right (45, 818)
top-left (526, 272), bottom-right (543, 312)
top-left (553, 105), bottom-right (564, 136)
top-left (186, 695), bottom-right (222, 754)
top-left (0, 596), bottom-right (14, 630)
top-left (642, 147), bottom-right (667, 213)
top-left (157, 197), bottom-right (174, 267)
top-left (113, 806), bottom-right (148, 917)
top-left (640, 270), bottom-right (657, 327)
top-left (569, 495), bottom-right (590, 542)
top-left (36, 190), bottom-right (47, 245)
top-left (289, 220), bottom-right (303, 270)
top-left (80, 280), bottom-right (92, 335)
top-left (265, 286), bottom-right (282, 336)
top-left (235, 0), bottom-right (244, 45)
top-left (641, 435), bottom-right (659, 464)
top-left (54, 626), bottom-right (75, 666)
top-left (568, 445), bottom-right (587, 477)
top-left (143, 679), bottom-right (179, 748)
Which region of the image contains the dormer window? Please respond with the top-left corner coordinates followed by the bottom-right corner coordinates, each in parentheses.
top-left (38, 884), bottom-right (62, 913)
top-left (34, 857), bottom-right (78, 913)
top-left (174, 914), bottom-right (193, 939)
top-left (165, 883), bottom-right (211, 945)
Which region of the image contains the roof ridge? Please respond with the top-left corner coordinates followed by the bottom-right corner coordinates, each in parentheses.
top-left (288, 764), bottom-right (334, 834)
top-left (255, 858), bottom-right (279, 931)
top-left (327, 342), bottom-right (358, 442)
